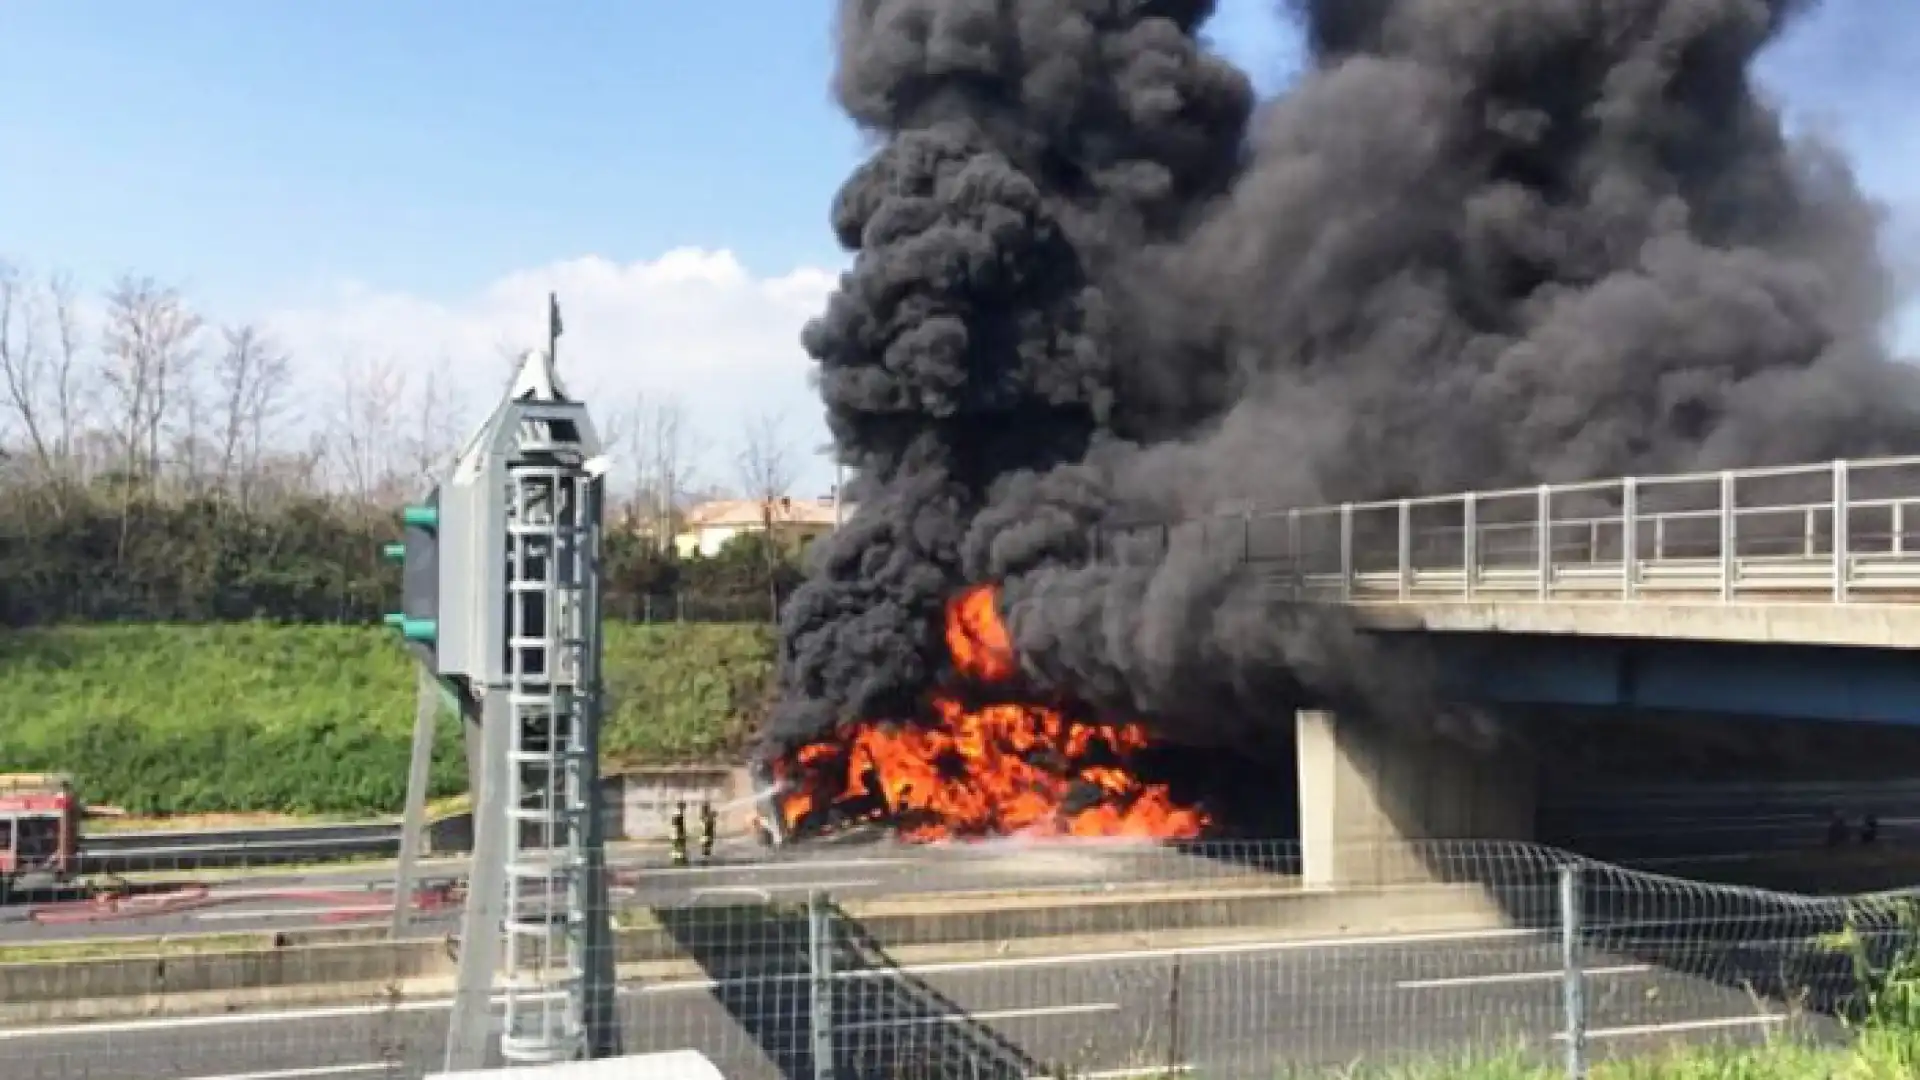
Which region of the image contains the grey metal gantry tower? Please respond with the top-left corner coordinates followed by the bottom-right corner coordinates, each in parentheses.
top-left (385, 299), bottom-right (621, 1070)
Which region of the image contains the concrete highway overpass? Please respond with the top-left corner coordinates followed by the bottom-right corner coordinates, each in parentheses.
top-left (1102, 455), bottom-right (1920, 889)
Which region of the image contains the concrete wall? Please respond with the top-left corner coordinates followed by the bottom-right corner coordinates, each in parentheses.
top-left (427, 767), bottom-right (754, 852)
top-left (1296, 708), bottom-right (1536, 889)
top-left (606, 767), bottom-right (752, 840)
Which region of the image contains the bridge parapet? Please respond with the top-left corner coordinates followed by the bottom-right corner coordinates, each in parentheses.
top-left (1098, 455), bottom-right (1920, 608)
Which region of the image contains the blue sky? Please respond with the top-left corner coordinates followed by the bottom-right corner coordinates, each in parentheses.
top-left (1, 1), bottom-right (861, 311)
top-left (1, 1), bottom-right (1914, 497)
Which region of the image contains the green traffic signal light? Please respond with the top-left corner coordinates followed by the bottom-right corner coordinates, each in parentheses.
top-left (403, 504), bottom-right (438, 529)
top-left (382, 542), bottom-right (406, 561)
top-left (384, 613), bottom-right (438, 642)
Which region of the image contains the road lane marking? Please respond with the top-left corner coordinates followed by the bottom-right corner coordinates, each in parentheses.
top-left (0, 925), bottom-right (1543, 1038)
top-left (1044, 1060), bottom-right (1190, 1068)
top-left (627, 858), bottom-right (914, 878)
top-left (689, 885), bottom-right (772, 901)
top-left (1552, 1014), bottom-right (1786, 1040)
top-left (172, 1064), bottom-right (393, 1080)
top-left (690, 879), bottom-right (878, 899)
top-left (1396, 964), bottom-right (1650, 989)
top-left (838, 1002), bottom-right (1117, 1032)
top-left (195, 907), bottom-right (367, 922)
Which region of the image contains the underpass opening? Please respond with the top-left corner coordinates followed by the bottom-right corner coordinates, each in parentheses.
top-left (765, 584), bottom-right (1300, 847)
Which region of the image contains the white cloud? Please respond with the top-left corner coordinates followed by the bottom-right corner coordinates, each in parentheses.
top-left (261, 248), bottom-right (846, 496)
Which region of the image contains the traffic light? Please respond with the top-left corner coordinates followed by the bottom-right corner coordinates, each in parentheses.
top-left (384, 489), bottom-right (441, 668)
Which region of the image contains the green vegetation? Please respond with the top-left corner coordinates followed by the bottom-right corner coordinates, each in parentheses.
top-left (0, 473), bottom-right (800, 815)
top-left (601, 622), bottom-right (777, 767)
top-left (0, 620), bottom-right (777, 816)
top-left (1248, 1042), bottom-right (1901, 1078)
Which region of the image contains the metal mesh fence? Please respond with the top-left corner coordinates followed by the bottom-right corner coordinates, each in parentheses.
top-left (4, 838), bottom-right (1914, 1079)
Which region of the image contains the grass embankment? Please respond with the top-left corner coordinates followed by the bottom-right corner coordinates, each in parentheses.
top-left (0, 621), bottom-right (775, 817)
top-left (1286, 1042), bottom-right (1905, 1078)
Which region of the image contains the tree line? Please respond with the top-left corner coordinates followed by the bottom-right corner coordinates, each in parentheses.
top-left (0, 260), bottom-right (814, 627)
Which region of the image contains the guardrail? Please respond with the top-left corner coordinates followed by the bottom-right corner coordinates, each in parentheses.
top-left (1099, 454), bottom-right (1920, 604)
top-left (78, 822), bottom-right (401, 874)
top-left (1547, 779), bottom-right (1920, 811)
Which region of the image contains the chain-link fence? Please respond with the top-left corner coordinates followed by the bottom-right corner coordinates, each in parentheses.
top-left (603, 592), bottom-right (784, 624)
top-left (4, 838), bottom-right (1914, 1079)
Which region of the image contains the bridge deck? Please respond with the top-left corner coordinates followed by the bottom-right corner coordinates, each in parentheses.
top-left (1100, 454), bottom-right (1920, 646)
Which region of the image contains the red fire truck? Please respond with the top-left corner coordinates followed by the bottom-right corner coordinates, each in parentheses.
top-left (0, 773), bottom-right (80, 886)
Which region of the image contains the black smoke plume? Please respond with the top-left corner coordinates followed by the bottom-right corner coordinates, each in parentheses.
top-left (768, 0), bottom-right (1251, 745)
top-left (772, 0), bottom-right (1919, 753)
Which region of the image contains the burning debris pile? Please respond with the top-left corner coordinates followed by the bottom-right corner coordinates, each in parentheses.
top-left (775, 585), bottom-right (1207, 842)
top-left (763, 0), bottom-right (1920, 844)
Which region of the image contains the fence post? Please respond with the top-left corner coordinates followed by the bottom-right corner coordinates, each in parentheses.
top-left (1833, 458), bottom-right (1850, 602)
top-left (1287, 509), bottom-right (1302, 598)
top-left (1536, 485), bottom-right (1551, 599)
top-left (1339, 504), bottom-right (1354, 600)
top-left (1719, 470), bottom-right (1737, 601)
top-left (1461, 493), bottom-right (1477, 599)
top-left (1560, 864), bottom-right (1587, 1080)
top-left (1398, 499), bottom-right (1412, 600)
top-left (808, 889), bottom-right (836, 1080)
top-left (1621, 477), bottom-right (1637, 599)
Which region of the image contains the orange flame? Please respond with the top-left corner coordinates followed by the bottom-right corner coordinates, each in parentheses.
top-left (773, 584), bottom-right (1207, 842)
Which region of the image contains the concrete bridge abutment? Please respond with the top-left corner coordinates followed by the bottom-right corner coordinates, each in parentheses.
top-left (1296, 708), bottom-right (1536, 889)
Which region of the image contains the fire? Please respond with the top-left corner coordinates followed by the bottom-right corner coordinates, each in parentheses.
top-left (772, 584), bottom-right (1208, 842)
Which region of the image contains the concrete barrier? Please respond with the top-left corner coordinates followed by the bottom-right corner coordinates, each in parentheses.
top-left (427, 767), bottom-right (756, 854)
top-left (0, 881), bottom-right (1511, 1025)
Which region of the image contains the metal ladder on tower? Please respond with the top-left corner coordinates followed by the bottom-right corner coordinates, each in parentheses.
top-left (500, 457), bottom-right (594, 1064)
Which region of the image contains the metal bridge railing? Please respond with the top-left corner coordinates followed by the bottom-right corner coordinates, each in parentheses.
top-left (1099, 454), bottom-right (1920, 605)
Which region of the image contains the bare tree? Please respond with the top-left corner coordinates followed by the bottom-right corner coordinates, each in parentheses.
top-left (609, 395), bottom-right (701, 552)
top-left (324, 354), bottom-right (410, 507)
top-left (404, 354), bottom-right (470, 488)
top-left (0, 264), bottom-right (90, 489)
top-left (99, 275), bottom-right (202, 490)
top-left (0, 262), bottom-right (54, 475)
top-left (212, 324), bottom-right (294, 509)
top-left (734, 410), bottom-right (797, 615)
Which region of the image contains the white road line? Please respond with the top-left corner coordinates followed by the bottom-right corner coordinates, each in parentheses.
top-left (627, 858), bottom-right (913, 879)
top-left (1044, 1060), bottom-right (1190, 1068)
top-left (814, 926), bottom-right (1541, 981)
top-left (838, 1002), bottom-right (1117, 1032)
top-left (195, 907), bottom-right (359, 922)
top-left (0, 925), bottom-right (1542, 1039)
top-left (1396, 964), bottom-right (1650, 989)
top-left (1551, 1014), bottom-right (1786, 1041)
top-left (172, 1064), bottom-right (393, 1080)
top-left (691, 879), bottom-right (878, 898)
top-left (688, 885), bottom-right (771, 901)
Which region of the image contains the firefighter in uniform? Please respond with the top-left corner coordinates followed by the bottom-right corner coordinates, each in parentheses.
top-left (700, 800), bottom-right (718, 862)
top-left (669, 801), bottom-right (690, 867)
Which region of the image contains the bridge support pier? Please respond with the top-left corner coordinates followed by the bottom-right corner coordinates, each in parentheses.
top-left (1296, 708), bottom-right (1535, 889)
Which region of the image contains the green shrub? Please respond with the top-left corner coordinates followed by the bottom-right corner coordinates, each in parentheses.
top-left (0, 621), bottom-right (776, 815)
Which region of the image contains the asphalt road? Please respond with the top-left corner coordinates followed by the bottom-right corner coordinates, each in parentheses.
top-left (0, 841), bottom-right (1302, 943)
top-left (12, 802), bottom-right (1914, 944)
top-left (6, 921), bottom-right (1840, 1080)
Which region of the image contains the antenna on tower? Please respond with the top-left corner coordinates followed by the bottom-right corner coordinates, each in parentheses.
top-left (547, 291), bottom-right (563, 366)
